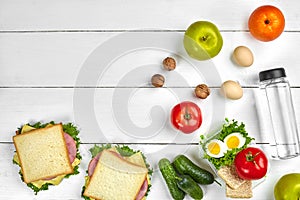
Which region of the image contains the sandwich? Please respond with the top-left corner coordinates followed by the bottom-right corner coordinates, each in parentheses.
top-left (82, 144), bottom-right (152, 200)
top-left (12, 121), bottom-right (81, 194)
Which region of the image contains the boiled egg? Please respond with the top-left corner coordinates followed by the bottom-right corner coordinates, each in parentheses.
top-left (224, 132), bottom-right (246, 149)
top-left (205, 139), bottom-right (228, 158)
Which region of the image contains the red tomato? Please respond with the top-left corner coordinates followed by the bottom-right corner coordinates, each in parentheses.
top-left (170, 101), bottom-right (202, 134)
top-left (248, 5), bottom-right (285, 42)
top-left (234, 147), bottom-right (268, 180)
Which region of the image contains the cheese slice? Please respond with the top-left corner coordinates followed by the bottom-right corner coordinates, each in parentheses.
top-left (20, 124), bottom-right (36, 133)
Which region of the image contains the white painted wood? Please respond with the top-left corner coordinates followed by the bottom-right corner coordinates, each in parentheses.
top-left (1, 0), bottom-right (300, 199)
top-left (2, 143), bottom-right (300, 200)
top-left (1, 32), bottom-right (300, 87)
top-left (1, 88), bottom-right (300, 144)
top-left (0, 0), bottom-right (298, 31)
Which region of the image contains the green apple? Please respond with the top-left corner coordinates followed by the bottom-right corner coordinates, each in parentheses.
top-left (274, 173), bottom-right (300, 200)
top-left (183, 21), bottom-right (223, 60)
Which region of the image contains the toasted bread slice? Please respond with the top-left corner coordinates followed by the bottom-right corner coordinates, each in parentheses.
top-left (84, 150), bottom-right (148, 200)
top-left (13, 124), bottom-right (73, 183)
top-left (226, 180), bottom-right (252, 198)
top-left (217, 165), bottom-right (245, 189)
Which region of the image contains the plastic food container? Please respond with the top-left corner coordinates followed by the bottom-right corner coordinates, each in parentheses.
top-left (199, 120), bottom-right (267, 189)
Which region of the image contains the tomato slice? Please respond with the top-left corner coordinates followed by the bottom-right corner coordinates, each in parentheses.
top-left (171, 101), bottom-right (202, 134)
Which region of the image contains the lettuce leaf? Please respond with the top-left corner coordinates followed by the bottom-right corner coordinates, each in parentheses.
top-left (89, 144), bottom-right (112, 158)
top-left (201, 118), bottom-right (254, 170)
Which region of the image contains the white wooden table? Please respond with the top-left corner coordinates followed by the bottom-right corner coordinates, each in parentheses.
top-left (1, 0), bottom-right (300, 199)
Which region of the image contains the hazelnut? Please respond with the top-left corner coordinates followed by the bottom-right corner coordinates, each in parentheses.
top-left (195, 84), bottom-right (210, 99)
top-left (163, 57), bottom-right (176, 71)
top-left (151, 74), bottom-right (165, 87)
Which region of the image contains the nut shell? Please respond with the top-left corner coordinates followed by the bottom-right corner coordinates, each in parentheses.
top-left (151, 74), bottom-right (165, 87)
top-left (163, 57), bottom-right (176, 71)
top-left (195, 84), bottom-right (210, 99)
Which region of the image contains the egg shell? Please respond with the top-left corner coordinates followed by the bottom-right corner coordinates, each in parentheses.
top-left (233, 46), bottom-right (254, 67)
top-left (220, 80), bottom-right (243, 100)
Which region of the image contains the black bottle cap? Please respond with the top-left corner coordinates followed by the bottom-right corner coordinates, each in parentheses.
top-left (259, 68), bottom-right (286, 82)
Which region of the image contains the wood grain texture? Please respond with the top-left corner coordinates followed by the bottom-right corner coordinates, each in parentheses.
top-left (0, 0), bottom-right (299, 31)
top-left (1, 32), bottom-right (300, 87)
top-left (1, 0), bottom-right (300, 199)
top-left (1, 88), bottom-right (300, 144)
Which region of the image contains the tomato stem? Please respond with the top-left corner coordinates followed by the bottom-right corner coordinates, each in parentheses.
top-left (184, 113), bottom-right (191, 120)
top-left (184, 107), bottom-right (191, 120)
top-left (246, 151), bottom-right (260, 162)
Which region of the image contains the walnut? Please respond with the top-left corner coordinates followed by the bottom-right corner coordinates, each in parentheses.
top-left (151, 74), bottom-right (165, 87)
top-left (195, 84), bottom-right (210, 99)
top-left (163, 57), bottom-right (176, 71)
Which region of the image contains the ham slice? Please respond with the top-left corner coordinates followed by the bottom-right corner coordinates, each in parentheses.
top-left (136, 179), bottom-right (149, 200)
top-left (63, 132), bottom-right (77, 163)
top-left (88, 153), bottom-right (101, 176)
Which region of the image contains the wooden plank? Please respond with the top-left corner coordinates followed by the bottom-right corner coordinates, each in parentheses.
top-left (1, 1), bottom-right (299, 199)
top-left (1, 143), bottom-right (300, 199)
top-left (0, 0), bottom-right (298, 31)
top-left (2, 88), bottom-right (300, 144)
top-left (1, 32), bottom-right (300, 87)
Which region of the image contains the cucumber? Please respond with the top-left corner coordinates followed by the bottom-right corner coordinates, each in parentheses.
top-left (158, 158), bottom-right (185, 200)
top-left (173, 155), bottom-right (214, 185)
top-left (177, 175), bottom-right (203, 200)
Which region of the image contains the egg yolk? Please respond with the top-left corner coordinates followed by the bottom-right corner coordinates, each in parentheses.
top-left (208, 142), bottom-right (220, 155)
top-left (226, 136), bottom-right (240, 149)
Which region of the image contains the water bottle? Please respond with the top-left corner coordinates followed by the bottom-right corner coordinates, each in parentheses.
top-left (259, 67), bottom-right (300, 159)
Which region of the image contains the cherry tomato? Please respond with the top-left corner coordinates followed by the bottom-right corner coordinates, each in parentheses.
top-left (234, 147), bottom-right (268, 180)
top-left (248, 5), bottom-right (285, 42)
top-left (170, 101), bottom-right (202, 134)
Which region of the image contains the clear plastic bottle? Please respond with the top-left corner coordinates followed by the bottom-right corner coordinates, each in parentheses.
top-left (259, 68), bottom-right (300, 159)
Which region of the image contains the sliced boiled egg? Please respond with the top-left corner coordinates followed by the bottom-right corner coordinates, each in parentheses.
top-left (224, 132), bottom-right (246, 149)
top-left (205, 139), bottom-right (228, 158)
